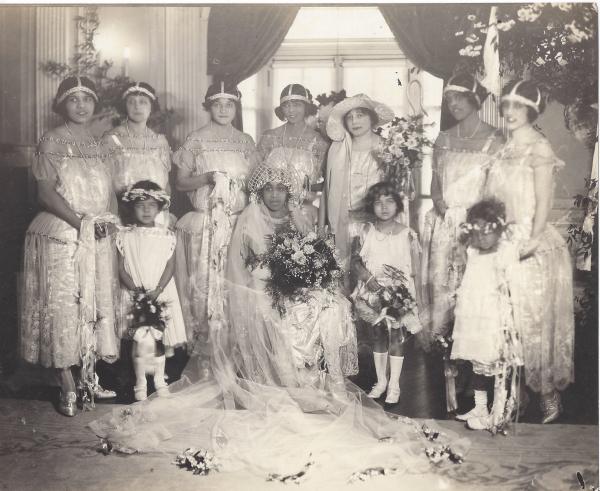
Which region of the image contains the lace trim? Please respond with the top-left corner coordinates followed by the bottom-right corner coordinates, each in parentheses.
top-left (109, 130), bottom-right (166, 141)
top-left (39, 136), bottom-right (101, 147)
top-left (36, 151), bottom-right (110, 160)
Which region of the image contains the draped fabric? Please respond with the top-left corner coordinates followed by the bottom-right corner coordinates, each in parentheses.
top-left (379, 4), bottom-right (491, 130)
top-left (207, 6), bottom-right (299, 130)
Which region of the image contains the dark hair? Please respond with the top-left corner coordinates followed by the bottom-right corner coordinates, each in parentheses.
top-left (343, 107), bottom-right (378, 133)
top-left (364, 181), bottom-right (404, 216)
top-left (500, 79), bottom-right (546, 122)
top-left (202, 80), bottom-right (242, 111)
top-left (275, 84), bottom-right (318, 120)
top-left (120, 180), bottom-right (168, 225)
top-left (117, 82), bottom-right (160, 116)
top-left (52, 76), bottom-right (100, 118)
top-left (444, 72), bottom-right (489, 110)
top-left (466, 198), bottom-right (506, 228)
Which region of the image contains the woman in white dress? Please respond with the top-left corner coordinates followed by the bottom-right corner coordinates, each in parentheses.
top-left (173, 80), bottom-right (260, 379)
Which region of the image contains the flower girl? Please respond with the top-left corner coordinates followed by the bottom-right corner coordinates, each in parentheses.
top-left (351, 182), bottom-right (423, 404)
top-left (451, 199), bottom-right (523, 431)
top-left (117, 180), bottom-right (187, 400)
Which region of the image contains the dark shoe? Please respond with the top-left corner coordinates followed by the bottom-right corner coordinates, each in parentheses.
top-left (57, 391), bottom-right (77, 417)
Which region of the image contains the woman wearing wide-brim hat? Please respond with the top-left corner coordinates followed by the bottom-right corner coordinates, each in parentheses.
top-left (257, 84), bottom-right (329, 226)
top-left (320, 93), bottom-right (394, 274)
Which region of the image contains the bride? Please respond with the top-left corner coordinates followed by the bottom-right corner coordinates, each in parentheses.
top-left (89, 156), bottom-right (466, 486)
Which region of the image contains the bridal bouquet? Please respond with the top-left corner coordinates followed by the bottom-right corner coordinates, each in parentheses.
top-left (376, 115), bottom-right (432, 198)
top-left (127, 288), bottom-right (170, 332)
top-left (249, 230), bottom-right (342, 315)
top-left (354, 265), bottom-right (419, 334)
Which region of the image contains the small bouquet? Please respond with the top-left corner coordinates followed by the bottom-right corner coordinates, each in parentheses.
top-left (128, 287), bottom-right (170, 332)
top-left (248, 230), bottom-right (342, 315)
top-left (354, 265), bottom-right (419, 334)
top-left (376, 115), bottom-right (433, 198)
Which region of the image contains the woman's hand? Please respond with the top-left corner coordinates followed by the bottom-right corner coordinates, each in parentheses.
top-left (145, 287), bottom-right (162, 301)
top-left (94, 222), bottom-right (108, 240)
top-left (434, 199), bottom-right (448, 216)
top-left (519, 238), bottom-right (540, 260)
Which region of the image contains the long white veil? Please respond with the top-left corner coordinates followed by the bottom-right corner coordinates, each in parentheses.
top-left (89, 196), bottom-right (469, 487)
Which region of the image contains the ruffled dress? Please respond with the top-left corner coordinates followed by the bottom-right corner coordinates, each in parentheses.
top-left (173, 127), bottom-right (259, 379)
top-left (257, 125), bottom-right (328, 205)
top-left (20, 134), bottom-right (119, 368)
top-left (451, 243), bottom-right (523, 376)
top-left (102, 127), bottom-right (172, 227)
top-left (484, 137), bottom-right (574, 394)
top-left (116, 226), bottom-right (186, 349)
top-left (421, 131), bottom-right (498, 342)
top-left (352, 223), bottom-right (422, 334)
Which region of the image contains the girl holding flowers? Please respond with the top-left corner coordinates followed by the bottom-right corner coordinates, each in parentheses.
top-left (351, 182), bottom-right (423, 405)
top-left (117, 180), bottom-right (187, 400)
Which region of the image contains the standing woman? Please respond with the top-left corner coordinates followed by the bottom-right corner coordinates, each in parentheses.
top-left (258, 84), bottom-right (329, 224)
top-left (321, 94), bottom-right (395, 276)
top-left (420, 73), bottom-right (502, 345)
top-left (174, 80), bottom-right (259, 378)
top-left (485, 80), bottom-right (574, 423)
top-left (20, 76), bottom-right (119, 416)
top-left (102, 82), bottom-right (173, 228)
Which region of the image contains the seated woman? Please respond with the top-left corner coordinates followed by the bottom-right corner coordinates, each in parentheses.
top-left (225, 154), bottom-right (358, 396)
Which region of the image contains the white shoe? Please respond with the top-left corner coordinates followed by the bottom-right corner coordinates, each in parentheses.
top-left (467, 414), bottom-right (492, 430)
top-left (456, 404), bottom-right (489, 421)
top-left (367, 381), bottom-right (387, 399)
top-left (384, 387), bottom-right (400, 404)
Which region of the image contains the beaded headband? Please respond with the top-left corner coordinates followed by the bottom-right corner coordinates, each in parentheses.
top-left (206, 81), bottom-right (240, 102)
top-left (444, 76), bottom-right (481, 106)
top-left (55, 77), bottom-right (98, 105)
top-left (500, 81), bottom-right (541, 113)
top-left (122, 83), bottom-right (156, 101)
top-left (280, 84), bottom-right (310, 105)
top-left (121, 186), bottom-right (171, 207)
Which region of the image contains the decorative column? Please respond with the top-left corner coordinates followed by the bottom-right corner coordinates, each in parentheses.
top-left (35, 6), bottom-right (75, 139)
top-left (164, 6), bottom-right (210, 146)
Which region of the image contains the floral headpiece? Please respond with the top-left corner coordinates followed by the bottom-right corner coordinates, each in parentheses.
top-left (121, 186), bottom-right (171, 207)
top-left (501, 80), bottom-right (541, 113)
top-left (122, 83), bottom-right (156, 101)
top-left (55, 77), bottom-right (99, 105)
top-left (460, 216), bottom-right (506, 236)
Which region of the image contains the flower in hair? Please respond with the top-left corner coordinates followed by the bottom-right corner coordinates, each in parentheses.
top-left (121, 186), bottom-right (171, 207)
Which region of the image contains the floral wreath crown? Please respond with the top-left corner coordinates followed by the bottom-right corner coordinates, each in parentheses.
top-left (460, 216), bottom-right (507, 236)
top-left (121, 186), bottom-right (171, 207)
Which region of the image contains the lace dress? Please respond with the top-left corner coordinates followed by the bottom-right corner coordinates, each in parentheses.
top-left (352, 223), bottom-right (422, 334)
top-left (102, 127), bottom-right (172, 227)
top-left (116, 226), bottom-right (186, 349)
top-left (484, 137), bottom-right (574, 394)
top-left (421, 131), bottom-right (498, 342)
top-left (173, 126), bottom-right (259, 379)
top-left (20, 134), bottom-right (119, 368)
top-left (257, 125), bottom-right (328, 204)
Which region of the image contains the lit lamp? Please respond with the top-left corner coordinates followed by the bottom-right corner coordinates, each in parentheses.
top-left (122, 46), bottom-right (130, 77)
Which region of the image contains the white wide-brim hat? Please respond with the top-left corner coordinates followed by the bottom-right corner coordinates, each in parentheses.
top-left (326, 94), bottom-right (395, 141)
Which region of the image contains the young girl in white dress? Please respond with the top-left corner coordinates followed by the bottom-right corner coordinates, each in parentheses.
top-left (451, 199), bottom-right (523, 431)
top-left (351, 182), bottom-right (422, 405)
top-left (116, 180), bottom-right (187, 400)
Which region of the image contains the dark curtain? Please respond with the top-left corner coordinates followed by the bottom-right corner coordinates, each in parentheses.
top-left (207, 6), bottom-right (300, 130)
top-left (379, 4), bottom-right (490, 130)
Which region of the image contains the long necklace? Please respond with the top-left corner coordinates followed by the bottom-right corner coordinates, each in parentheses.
top-left (125, 118), bottom-right (148, 152)
top-left (349, 134), bottom-right (375, 209)
top-left (457, 118), bottom-right (481, 139)
top-left (64, 122), bottom-right (98, 164)
top-left (210, 120), bottom-right (234, 140)
top-left (282, 122), bottom-right (309, 196)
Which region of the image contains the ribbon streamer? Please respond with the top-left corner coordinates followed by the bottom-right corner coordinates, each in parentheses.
top-left (479, 6), bottom-right (501, 98)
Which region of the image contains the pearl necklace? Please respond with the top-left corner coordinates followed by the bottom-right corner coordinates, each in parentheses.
top-left (64, 122), bottom-right (98, 164)
top-left (210, 120), bottom-right (234, 140)
top-left (373, 221), bottom-right (395, 241)
top-left (125, 119), bottom-right (148, 151)
top-left (457, 118), bottom-right (482, 139)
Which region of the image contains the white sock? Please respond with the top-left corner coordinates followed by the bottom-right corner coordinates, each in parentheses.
top-left (474, 390), bottom-right (488, 411)
top-left (373, 351), bottom-right (388, 386)
top-left (388, 355), bottom-right (404, 391)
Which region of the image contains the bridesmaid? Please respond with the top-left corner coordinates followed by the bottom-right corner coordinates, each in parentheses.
top-left (102, 82), bottom-right (173, 228)
top-left (321, 93), bottom-right (394, 276)
top-left (258, 83), bottom-right (329, 224)
top-left (420, 73), bottom-right (502, 345)
top-left (485, 79), bottom-right (574, 423)
top-left (173, 80), bottom-right (259, 380)
top-left (20, 76), bottom-right (119, 416)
